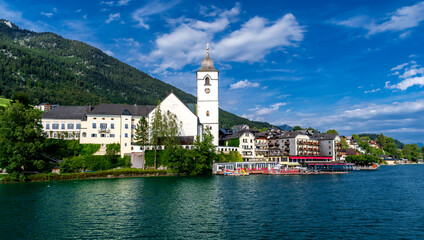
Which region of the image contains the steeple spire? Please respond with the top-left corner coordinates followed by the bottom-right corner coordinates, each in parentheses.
top-left (206, 43), bottom-right (209, 56)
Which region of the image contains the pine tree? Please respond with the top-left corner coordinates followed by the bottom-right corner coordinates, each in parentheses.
top-left (134, 116), bottom-right (149, 146)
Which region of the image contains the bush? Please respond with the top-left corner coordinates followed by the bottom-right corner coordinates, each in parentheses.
top-left (144, 150), bottom-right (168, 167)
top-left (60, 155), bottom-right (131, 173)
top-left (44, 139), bottom-right (100, 159)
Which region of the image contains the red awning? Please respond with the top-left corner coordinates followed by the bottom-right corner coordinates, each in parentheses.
top-left (289, 156), bottom-right (333, 160)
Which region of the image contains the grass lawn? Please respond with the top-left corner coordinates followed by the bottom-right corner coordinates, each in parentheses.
top-left (0, 97), bottom-right (11, 108)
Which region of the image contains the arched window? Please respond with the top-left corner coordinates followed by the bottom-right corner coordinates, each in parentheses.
top-left (204, 77), bottom-right (211, 86)
top-left (82, 132), bottom-right (87, 138)
top-left (206, 110), bottom-right (210, 116)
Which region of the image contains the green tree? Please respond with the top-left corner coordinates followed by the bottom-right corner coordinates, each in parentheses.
top-left (168, 130), bottom-right (216, 175)
top-left (402, 144), bottom-right (422, 161)
top-left (134, 116), bottom-right (149, 146)
top-left (292, 126), bottom-right (303, 131)
top-left (150, 102), bottom-right (163, 169)
top-left (0, 102), bottom-right (46, 174)
top-left (378, 133), bottom-right (386, 150)
top-left (326, 129), bottom-right (339, 135)
top-left (11, 91), bottom-right (31, 107)
top-left (149, 103), bottom-right (182, 169)
top-left (106, 143), bottom-right (120, 162)
top-left (341, 138), bottom-right (349, 149)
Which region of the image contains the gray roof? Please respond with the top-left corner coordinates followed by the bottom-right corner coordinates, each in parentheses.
top-left (88, 103), bottom-right (155, 116)
top-left (312, 133), bottom-right (338, 140)
top-left (42, 106), bottom-right (89, 120)
top-left (221, 129), bottom-right (252, 141)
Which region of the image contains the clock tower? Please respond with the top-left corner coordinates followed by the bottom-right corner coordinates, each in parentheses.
top-left (197, 44), bottom-right (219, 146)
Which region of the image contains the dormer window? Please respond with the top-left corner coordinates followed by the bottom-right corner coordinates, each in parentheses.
top-left (204, 77), bottom-right (211, 86)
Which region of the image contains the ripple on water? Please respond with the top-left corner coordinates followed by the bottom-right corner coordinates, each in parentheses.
top-left (1, 166), bottom-right (424, 239)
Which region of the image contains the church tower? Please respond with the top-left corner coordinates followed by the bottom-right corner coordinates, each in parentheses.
top-left (197, 44), bottom-right (219, 146)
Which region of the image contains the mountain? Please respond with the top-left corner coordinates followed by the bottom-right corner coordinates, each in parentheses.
top-left (277, 124), bottom-right (293, 131)
top-left (0, 19), bottom-right (276, 129)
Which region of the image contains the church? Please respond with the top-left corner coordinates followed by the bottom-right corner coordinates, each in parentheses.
top-left (41, 46), bottom-right (220, 155)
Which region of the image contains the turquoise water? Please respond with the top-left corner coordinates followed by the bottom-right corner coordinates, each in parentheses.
top-left (1, 165), bottom-right (424, 239)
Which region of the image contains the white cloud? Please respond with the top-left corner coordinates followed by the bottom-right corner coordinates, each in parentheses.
top-left (343, 100), bottom-right (424, 119)
top-left (117, 0), bottom-right (131, 6)
top-left (391, 62), bottom-right (408, 71)
top-left (41, 12), bottom-right (54, 18)
top-left (132, 0), bottom-right (181, 29)
top-left (104, 50), bottom-right (114, 56)
top-left (364, 88), bottom-right (381, 94)
top-left (244, 102), bottom-right (286, 120)
top-left (101, 1), bottom-right (115, 6)
top-left (114, 38), bottom-right (140, 47)
top-left (334, 2), bottom-right (424, 35)
top-left (106, 13), bottom-right (120, 24)
top-left (138, 4), bottom-right (304, 73)
top-left (386, 62), bottom-right (424, 90)
top-left (230, 79), bottom-right (260, 89)
top-left (214, 14), bottom-right (304, 62)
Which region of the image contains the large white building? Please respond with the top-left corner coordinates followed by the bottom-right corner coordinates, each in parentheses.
top-left (41, 47), bottom-right (220, 155)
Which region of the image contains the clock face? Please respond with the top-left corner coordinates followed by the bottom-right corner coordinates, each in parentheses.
top-left (205, 88), bottom-right (210, 93)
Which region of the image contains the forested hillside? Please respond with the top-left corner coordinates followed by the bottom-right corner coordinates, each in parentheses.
top-left (0, 19), bottom-right (275, 129)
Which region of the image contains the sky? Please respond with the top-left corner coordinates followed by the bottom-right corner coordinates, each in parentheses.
top-left (1, 0), bottom-right (424, 144)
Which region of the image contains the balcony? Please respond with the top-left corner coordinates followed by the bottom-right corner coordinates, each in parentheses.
top-left (98, 128), bottom-right (110, 133)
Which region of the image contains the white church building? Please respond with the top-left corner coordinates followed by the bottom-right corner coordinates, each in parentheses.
top-left (41, 47), bottom-right (220, 155)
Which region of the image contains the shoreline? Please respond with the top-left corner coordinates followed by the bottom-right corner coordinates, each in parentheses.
top-left (0, 169), bottom-right (183, 184)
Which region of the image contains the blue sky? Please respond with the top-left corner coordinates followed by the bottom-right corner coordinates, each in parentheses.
top-left (1, 0), bottom-right (424, 144)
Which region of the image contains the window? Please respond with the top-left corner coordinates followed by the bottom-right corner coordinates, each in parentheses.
top-left (67, 124), bottom-right (74, 129)
top-left (100, 123), bottom-right (107, 129)
top-left (92, 123), bottom-right (97, 129)
top-left (76, 124), bottom-right (81, 129)
top-left (61, 123), bottom-right (65, 129)
top-left (100, 134), bottom-right (106, 138)
top-left (131, 134), bottom-right (134, 138)
top-left (46, 123), bottom-right (50, 130)
top-left (82, 132), bottom-right (87, 138)
top-left (125, 133), bottom-right (128, 138)
top-left (52, 124), bottom-right (59, 129)
top-left (204, 77), bottom-right (211, 86)
top-left (76, 133), bottom-right (80, 138)
top-left (53, 132), bottom-right (58, 138)
top-left (328, 141), bottom-right (331, 143)
top-left (206, 110), bottom-right (210, 116)
top-left (329, 152), bottom-right (331, 155)
top-left (329, 146), bottom-right (331, 149)
top-left (125, 124), bottom-right (128, 129)
top-left (111, 123), bottom-right (114, 129)
top-left (131, 125), bottom-right (136, 129)
top-left (110, 134), bottom-right (115, 138)
top-left (91, 133), bottom-right (97, 137)
top-left (243, 139), bottom-right (247, 143)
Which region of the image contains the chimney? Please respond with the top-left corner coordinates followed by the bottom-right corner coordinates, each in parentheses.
top-left (88, 104), bottom-right (92, 112)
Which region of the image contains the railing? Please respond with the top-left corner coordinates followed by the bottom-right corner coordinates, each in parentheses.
top-left (98, 128), bottom-right (110, 133)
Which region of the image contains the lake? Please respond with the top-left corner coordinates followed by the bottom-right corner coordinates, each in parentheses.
top-left (1, 165), bottom-right (424, 239)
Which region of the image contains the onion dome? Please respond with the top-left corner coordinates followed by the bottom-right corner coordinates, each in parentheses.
top-left (199, 43), bottom-right (216, 71)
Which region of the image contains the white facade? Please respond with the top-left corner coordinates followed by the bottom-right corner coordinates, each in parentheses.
top-left (319, 136), bottom-right (341, 161)
top-left (148, 93), bottom-right (201, 138)
top-left (42, 119), bottom-right (81, 139)
top-left (239, 131), bottom-right (256, 160)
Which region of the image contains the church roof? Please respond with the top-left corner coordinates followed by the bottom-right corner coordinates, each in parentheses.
top-left (42, 106), bottom-right (90, 120)
top-left (88, 103), bottom-right (155, 116)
